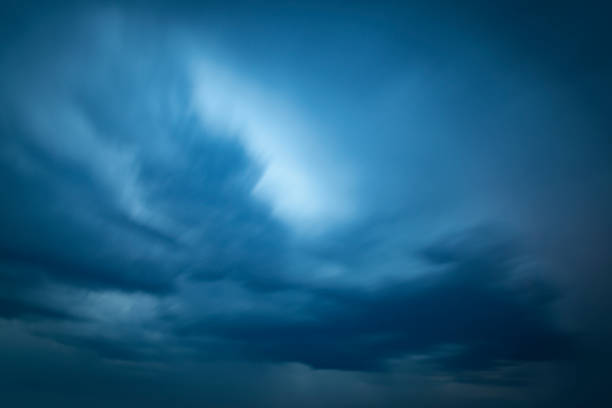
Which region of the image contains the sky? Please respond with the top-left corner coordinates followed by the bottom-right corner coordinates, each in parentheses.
top-left (0, 1), bottom-right (611, 406)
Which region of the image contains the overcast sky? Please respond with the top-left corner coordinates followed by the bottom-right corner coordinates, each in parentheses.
top-left (1, 1), bottom-right (611, 407)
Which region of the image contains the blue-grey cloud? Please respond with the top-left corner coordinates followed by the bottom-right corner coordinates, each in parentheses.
top-left (176, 227), bottom-right (571, 373)
top-left (0, 1), bottom-right (611, 407)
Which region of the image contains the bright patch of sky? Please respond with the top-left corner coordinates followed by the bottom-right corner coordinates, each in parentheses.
top-left (190, 59), bottom-right (357, 234)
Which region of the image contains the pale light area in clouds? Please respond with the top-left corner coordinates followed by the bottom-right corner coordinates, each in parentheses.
top-left (190, 58), bottom-right (358, 233)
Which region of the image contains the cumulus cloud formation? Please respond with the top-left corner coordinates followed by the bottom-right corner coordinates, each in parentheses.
top-left (0, 1), bottom-right (611, 407)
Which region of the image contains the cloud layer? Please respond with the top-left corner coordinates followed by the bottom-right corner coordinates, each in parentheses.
top-left (1, 2), bottom-right (611, 407)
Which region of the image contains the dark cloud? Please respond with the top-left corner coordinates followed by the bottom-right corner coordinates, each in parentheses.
top-left (0, 1), bottom-right (611, 407)
top-left (177, 228), bottom-right (571, 375)
top-left (0, 297), bottom-right (75, 321)
top-left (0, 25), bottom-right (287, 297)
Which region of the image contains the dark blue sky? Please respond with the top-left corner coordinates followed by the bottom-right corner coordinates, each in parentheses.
top-left (1, 1), bottom-right (611, 407)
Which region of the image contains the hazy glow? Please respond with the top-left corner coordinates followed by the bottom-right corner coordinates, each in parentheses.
top-left (191, 60), bottom-right (356, 232)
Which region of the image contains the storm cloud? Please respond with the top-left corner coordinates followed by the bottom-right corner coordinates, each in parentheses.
top-left (0, 1), bottom-right (611, 407)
